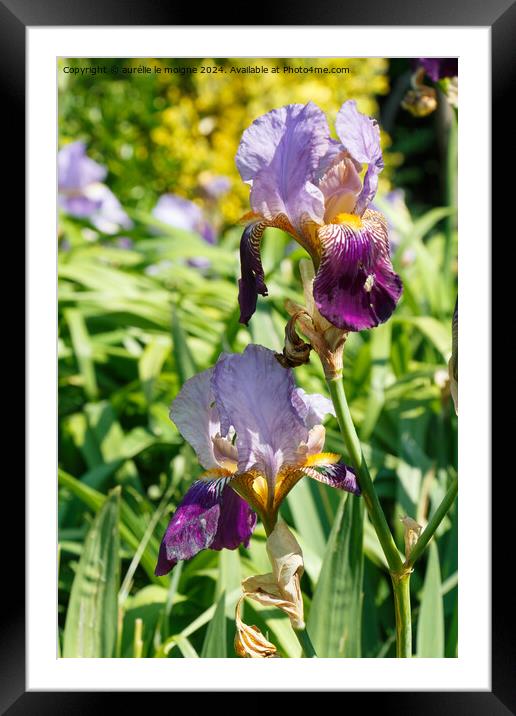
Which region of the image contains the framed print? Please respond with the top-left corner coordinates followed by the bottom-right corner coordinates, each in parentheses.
top-left (3, 0), bottom-right (510, 710)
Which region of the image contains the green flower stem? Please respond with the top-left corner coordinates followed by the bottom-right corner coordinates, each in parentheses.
top-left (294, 625), bottom-right (318, 658)
top-left (392, 574), bottom-right (412, 658)
top-left (444, 106), bottom-right (458, 292)
top-left (326, 376), bottom-right (403, 574)
top-left (326, 376), bottom-right (413, 657)
top-left (404, 473), bottom-right (458, 570)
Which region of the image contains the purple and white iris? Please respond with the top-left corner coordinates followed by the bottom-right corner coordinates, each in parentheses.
top-left (236, 100), bottom-right (402, 332)
top-left (58, 141), bottom-right (132, 235)
top-left (155, 344), bottom-right (359, 576)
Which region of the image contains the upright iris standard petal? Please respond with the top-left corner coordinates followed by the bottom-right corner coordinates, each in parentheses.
top-left (238, 221), bottom-right (268, 325)
top-left (292, 388), bottom-right (335, 428)
top-left (169, 368), bottom-right (220, 470)
top-left (236, 102), bottom-right (329, 231)
top-left (212, 345), bottom-right (308, 483)
top-left (313, 210), bottom-right (402, 331)
top-left (335, 100), bottom-right (384, 215)
top-left (318, 154), bottom-right (363, 222)
top-left (155, 476), bottom-right (256, 576)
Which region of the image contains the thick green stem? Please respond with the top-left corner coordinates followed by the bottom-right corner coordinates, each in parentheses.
top-left (294, 625), bottom-right (318, 658)
top-left (392, 574), bottom-right (412, 658)
top-left (405, 473), bottom-right (458, 570)
top-left (326, 377), bottom-right (403, 574)
top-left (327, 376), bottom-right (412, 657)
top-left (444, 106), bottom-right (458, 292)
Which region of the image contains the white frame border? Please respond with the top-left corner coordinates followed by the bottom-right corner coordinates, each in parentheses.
top-left (28, 26), bottom-right (490, 691)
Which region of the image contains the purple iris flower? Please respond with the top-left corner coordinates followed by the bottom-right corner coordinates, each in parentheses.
top-left (152, 194), bottom-right (216, 245)
top-left (416, 58), bottom-right (458, 82)
top-left (155, 344), bottom-right (360, 576)
top-left (235, 101), bottom-right (402, 332)
top-left (58, 141), bottom-right (132, 235)
top-left (198, 173), bottom-right (231, 199)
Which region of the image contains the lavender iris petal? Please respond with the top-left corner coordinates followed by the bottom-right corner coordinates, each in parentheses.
top-left (212, 345), bottom-right (308, 482)
top-left (236, 102), bottom-right (329, 230)
top-left (335, 100), bottom-right (384, 215)
top-left (169, 367), bottom-right (220, 471)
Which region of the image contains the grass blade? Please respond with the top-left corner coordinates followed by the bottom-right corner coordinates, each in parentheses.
top-left (307, 494), bottom-right (364, 657)
top-left (416, 541), bottom-right (444, 657)
top-left (171, 307), bottom-right (198, 386)
top-left (200, 591), bottom-right (227, 657)
top-left (62, 487), bottom-right (120, 657)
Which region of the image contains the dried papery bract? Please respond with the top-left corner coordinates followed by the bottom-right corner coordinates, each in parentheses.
top-left (401, 67), bottom-right (438, 118)
top-left (234, 596), bottom-right (279, 658)
top-left (241, 520), bottom-right (305, 630)
top-left (400, 515), bottom-right (423, 559)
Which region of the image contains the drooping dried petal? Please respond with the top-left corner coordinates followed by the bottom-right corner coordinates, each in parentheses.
top-left (234, 596), bottom-right (279, 658)
top-left (242, 520), bottom-right (305, 630)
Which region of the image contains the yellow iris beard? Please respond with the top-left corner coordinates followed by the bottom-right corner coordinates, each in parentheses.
top-left (304, 452), bottom-right (340, 467)
top-left (332, 212), bottom-right (363, 229)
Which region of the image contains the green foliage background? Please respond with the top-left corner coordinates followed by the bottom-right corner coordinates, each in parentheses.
top-left (58, 57), bottom-right (458, 658)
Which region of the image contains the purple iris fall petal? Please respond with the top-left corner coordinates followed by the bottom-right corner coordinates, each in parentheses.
top-left (58, 141), bottom-right (107, 191)
top-left (417, 58), bottom-right (458, 82)
top-left (313, 211), bottom-right (402, 331)
top-left (335, 100), bottom-right (384, 215)
top-left (305, 463), bottom-right (361, 496)
top-left (210, 484), bottom-right (257, 551)
top-left (238, 221), bottom-right (268, 325)
top-left (212, 344), bottom-right (308, 483)
top-left (169, 368), bottom-right (221, 470)
top-left (155, 477), bottom-right (256, 576)
top-left (236, 102), bottom-right (329, 230)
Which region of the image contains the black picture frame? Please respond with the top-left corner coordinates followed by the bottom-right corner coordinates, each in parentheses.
top-left (4, 0), bottom-right (509, 711)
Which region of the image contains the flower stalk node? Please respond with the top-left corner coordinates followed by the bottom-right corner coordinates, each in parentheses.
top-left (282, 260), bottom-right (348, 380)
